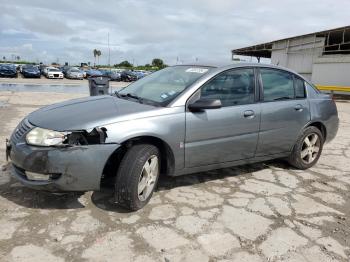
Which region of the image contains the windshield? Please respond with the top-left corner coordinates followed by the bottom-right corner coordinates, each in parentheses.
top-left (0, 65), bottom-right (12, 70)
top-left (70, 68), bottom-right (80, 72)
top-left (24, 66), bottom-right (37, 70)
top-left (118, 66), bottom-right (212, 106)
top-left (49, 68), bottom-right (60, 72)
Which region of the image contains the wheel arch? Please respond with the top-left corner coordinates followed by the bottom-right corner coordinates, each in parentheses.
top-left (100, 135), bottom-right (175, 188)
top-left (306, 121), bottom-right (327, 141)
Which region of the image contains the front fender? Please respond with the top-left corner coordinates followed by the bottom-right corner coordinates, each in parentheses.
top-left (103, 112), bottom-right (185, 171)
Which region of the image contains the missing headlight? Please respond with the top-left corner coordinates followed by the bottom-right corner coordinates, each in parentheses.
top-left (66, 127), bottom-right (108, 146)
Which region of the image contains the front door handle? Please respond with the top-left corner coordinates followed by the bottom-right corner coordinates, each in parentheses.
top-left (294, 104), bottom-right (303, 111)
top-left (243, 110), bottom-right (255, 118)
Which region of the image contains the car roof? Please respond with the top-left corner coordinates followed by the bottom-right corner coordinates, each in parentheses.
top-left (177, 63), bottom-right (303, 79)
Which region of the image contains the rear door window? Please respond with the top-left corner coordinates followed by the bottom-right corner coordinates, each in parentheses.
top-left (294, 77), bottom-right (306, 98)
top-left (260, 69), bottom-right (294, 102)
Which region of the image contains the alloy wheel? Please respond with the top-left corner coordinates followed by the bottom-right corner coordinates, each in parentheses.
top-left (300, 133), bottom-right (320, 164)
top-left (138, 155), bottom-right (159, 201)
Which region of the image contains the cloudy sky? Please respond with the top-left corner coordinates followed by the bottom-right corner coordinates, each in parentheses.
top-left (1, 0), bottom-right (349, 66)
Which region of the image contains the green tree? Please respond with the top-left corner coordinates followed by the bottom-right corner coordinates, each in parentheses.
top-left (151, 58), bottom-right (165, 68)
top-left (116, 60), bottom-right (133, 68)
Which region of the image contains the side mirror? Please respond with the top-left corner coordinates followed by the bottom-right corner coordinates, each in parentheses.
top-left (188, 98), bottom-right (222, 112)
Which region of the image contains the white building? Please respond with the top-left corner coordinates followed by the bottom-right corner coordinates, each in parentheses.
top-left (232, 26), bottom-right (350, 88)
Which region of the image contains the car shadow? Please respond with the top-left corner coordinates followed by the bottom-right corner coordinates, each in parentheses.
top-left (91, 159), bottom-right (291, 213)
top-left (0, 159), bottom-right (291, 212)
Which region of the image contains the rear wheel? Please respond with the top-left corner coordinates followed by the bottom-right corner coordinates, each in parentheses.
top-left (115, 144), bottom-right (160, 211)
top-left (288, 126), bottom-right (323, 169)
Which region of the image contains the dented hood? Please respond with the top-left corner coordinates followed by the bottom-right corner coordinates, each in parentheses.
top-left (28, 95), bottom-right (156, 131)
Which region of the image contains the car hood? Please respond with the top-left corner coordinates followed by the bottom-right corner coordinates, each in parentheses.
top-left (28, 95), bottom-right (157, 131)
top-left (24, 69), bottom-right (39, 73)
top-left (0, 68), bottom-right (16, 73)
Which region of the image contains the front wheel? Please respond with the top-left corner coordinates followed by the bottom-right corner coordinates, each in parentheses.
top-left (288, 126), bottom-right (324, 169)
top-left (115, 144), bottom-right (160, 211)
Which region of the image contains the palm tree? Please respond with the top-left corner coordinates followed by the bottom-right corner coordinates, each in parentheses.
top-left (96, 50), bottom-right (102, 65)
top-left (93, 49), bottom-right (98, 66)
top-left (2, 56), bottom-right (5, 61)
top-left (16, 56), bottom-right (20, 61)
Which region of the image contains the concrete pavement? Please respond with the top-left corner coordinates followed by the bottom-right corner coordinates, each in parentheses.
top-left (0, 90), bottom-right (349, 261)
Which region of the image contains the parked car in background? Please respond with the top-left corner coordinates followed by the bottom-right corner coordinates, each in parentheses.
top-left (39, 64), bottom-right (47, 75)
top-left (65, 67), bottom-right (84, 80)
top-left (46, 67), bottom-right (63, 79)
top-left (103, 70), bottom-right (121, 81)
top-left (99, 69), bottom-right (109, 76)
top-left (0, 64), bottom-right (18, 78)
top-left (134, 70), bottom-right (147, 79)
top-left (21, 65), bottom-right (41, 78)
top-left (60, 65), bottom-right (70, 76)
top-left (6, 64), bottom-right (339, 211)
top-left (42, 66), bottom-right (52, 77)
top-left (85, 69), bottom-right (103, 78)
top-left (120, 70), bottom-right (138, 81)
top-left (80, 68), bottom-right (89, 78)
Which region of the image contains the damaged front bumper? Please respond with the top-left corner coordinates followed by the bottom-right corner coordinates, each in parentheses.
top-left (8, 139), bottom-right (120, 192)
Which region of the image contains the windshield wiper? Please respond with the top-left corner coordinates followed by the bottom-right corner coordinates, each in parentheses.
top-left (120, 93), bottom-right (144, 104)
top-left (117, 92), bottom-right (162, 107)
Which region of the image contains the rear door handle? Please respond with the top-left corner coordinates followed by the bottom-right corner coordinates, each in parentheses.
top-left (243, 110), bottom-right (255, 118)
top-left (294, 104), bottom-right (303, 111)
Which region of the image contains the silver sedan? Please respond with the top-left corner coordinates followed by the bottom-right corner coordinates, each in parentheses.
top-left (65, 68), bottom-right (84, 80)
top-left (7, 64), bottom-right (339, 211)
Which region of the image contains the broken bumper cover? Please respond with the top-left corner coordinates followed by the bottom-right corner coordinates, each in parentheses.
top-left (8, 141), bottom-right (119, 192)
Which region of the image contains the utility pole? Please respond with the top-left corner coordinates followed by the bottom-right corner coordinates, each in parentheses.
top-left (108, 32), bottom-right (111, 69)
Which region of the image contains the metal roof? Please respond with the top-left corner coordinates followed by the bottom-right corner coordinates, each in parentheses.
top-left (232, 25), bottom-right (350, 58)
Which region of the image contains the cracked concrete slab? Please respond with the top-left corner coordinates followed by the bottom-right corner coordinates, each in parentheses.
top-left (148, 204), bottom-right (177, 220)
top-left (316, 237), bottom-right (349, 259)
top-left (197, 232), bottom-right (240, 257)
top-left (82, 231), bottom-right (134, 262)
top-left (136, 226), bottom-right (189, 250)
top-left (259, 227), bottom-right (308, 258)
top-left (219, 205), bottom-right (274, 240)
top-left (0, 91), bottom-right (350, 261)
top-left (6, 245), bottom-right (64, 262)
top-left (240, 179), bottom-right (291, 196)
top-left (292, 194), bottom-right (343, 215)
top-left (176, 215), bottom-right (209, 234)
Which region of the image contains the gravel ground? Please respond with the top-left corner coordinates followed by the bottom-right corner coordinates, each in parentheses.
top-left (0, 89), bottom-right (349, 262)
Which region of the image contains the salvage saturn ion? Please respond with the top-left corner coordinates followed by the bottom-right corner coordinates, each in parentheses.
top-left (6, 64), bottom-right (339, 210)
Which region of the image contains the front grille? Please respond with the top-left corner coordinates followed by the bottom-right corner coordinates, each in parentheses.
top-left (54, 74), bottom-right (59, 77)
top-left (11, 118), bottom-right (33, 143)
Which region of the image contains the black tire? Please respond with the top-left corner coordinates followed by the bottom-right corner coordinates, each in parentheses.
top-left (115, 144), bottom-right (160, 211)
top-left (288, 126), bottom-right (324, 170)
